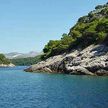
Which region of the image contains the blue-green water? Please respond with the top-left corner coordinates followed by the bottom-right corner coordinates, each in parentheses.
top-left (0, 67), bottom-right (108, 108)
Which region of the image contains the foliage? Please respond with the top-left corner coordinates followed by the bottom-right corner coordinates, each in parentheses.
top-left (42, 3), bottom-right (108, 59)
top-left (95, 5), bottom-right (103, 9)
top-left (0, 54), bottom-right (10, 64)
top-left (11, 55), bottom-right (42, 66)
top-left (42, 34), bottom-right (74, 59)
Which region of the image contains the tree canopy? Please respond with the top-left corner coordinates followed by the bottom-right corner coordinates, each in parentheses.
top-left (0, 54), bottom-right (10, 64)
top-left (42, 3), bottom-right (108, 59)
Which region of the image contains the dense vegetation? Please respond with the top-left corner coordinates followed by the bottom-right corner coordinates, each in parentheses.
top-left (0, 54), bottom-right (10, 64)
top-left (42, 3), bottom-right (108, 59)
top-left (41, 33), bottom-right (74, 59)
top-left (11, 55), bottom-right (42, 66)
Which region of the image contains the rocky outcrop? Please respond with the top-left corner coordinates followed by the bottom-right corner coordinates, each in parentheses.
top-left (24, 44), bottom-right (108, 76)
top-left (24, 2), bottom-right (108, 76)
top-left (25, 55), bottom-right (63, 73)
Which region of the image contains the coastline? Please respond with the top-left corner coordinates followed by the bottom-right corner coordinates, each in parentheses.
top-left (0, 63), bottom-right (15, 68)
top-left (24, 44), bottom-right (108, 76)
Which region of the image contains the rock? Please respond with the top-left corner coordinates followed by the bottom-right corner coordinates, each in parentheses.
top-left (0, 63), bottom-right (15, 67)
top-left (24, 66), bottom-right (33, 72)
top-left (24, 44), bottom-right (108, 76)
top-left (8, 63), bottom-right (15, 67)
top-left (95, 69), bottom-right (108, 76)
top-left (66, 66), bottom-right (94, 75)
top-left (25, 55), bottom-right (64, 72)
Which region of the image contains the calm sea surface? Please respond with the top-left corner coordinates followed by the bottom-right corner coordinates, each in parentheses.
top-left (0, 67), bottom-right (108, 108)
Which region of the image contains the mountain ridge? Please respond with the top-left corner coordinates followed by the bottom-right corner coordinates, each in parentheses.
top-left (5, 51), bottom-right (40, 59)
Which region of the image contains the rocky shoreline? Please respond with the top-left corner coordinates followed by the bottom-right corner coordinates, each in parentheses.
top-left (24, 44), bottom-right (108, 76)
top-left (24, 3), bottom-right (108, 76)
top-left (0, 63), bottom-right (15, 67)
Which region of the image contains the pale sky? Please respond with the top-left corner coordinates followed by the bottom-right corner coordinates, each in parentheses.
top-left (0, 0), bottom-right (107, 53)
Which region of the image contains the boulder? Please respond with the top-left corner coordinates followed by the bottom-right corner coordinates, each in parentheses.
top-left (66, 66), bottom-right (94, 75)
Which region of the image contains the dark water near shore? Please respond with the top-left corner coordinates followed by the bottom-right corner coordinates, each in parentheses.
top-left (0, 67), bottom-right (108, 108)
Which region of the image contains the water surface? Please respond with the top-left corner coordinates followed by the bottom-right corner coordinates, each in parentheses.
top-left (0, 67), bottom-right (108, 108)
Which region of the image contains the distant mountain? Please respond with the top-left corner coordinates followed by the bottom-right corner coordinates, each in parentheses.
top-left (5, 51), bottom-right (40, 59)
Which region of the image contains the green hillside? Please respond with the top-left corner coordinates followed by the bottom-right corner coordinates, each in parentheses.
top-left (0, 54), bottom-right (10, 64)
top-left (11, 55), bottom-right (42, 66)
top-left (42, 3), bottom-right (108, 59)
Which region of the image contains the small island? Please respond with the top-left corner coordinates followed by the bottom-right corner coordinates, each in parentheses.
top-left (25, 3), bottom-right (108, 76)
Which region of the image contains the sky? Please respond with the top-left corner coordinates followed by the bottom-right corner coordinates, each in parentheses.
top-left (0, 0), bottom-right (107, 53)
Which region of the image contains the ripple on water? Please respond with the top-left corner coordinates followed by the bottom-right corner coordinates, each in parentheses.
top-left (0, 67), bottom-right (108, 108)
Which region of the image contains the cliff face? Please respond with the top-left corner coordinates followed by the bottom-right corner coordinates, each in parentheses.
top-left (25, 3), bottom-right (108, 75)
top-left (25, 44), bottom-right (108, 76)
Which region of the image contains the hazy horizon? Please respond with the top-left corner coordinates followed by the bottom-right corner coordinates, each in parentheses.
top-left (0, 0), bottom-right (107, 53)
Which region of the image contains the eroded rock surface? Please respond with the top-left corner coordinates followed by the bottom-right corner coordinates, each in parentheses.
top-left (25, 44), bottom-right (108, 76)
